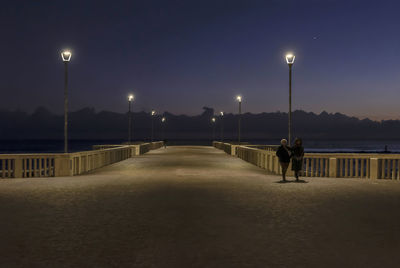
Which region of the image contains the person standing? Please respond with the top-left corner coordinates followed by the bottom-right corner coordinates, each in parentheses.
top-left (276, 139), bottom-right (291, 182)
top-left (291, 138), bottom-right (304, 182)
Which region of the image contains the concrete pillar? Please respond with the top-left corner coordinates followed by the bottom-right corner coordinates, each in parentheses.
top-left (329, 158), bottom-right (338, 177)
top-left (78, 156), bottom-right (82, 174)
top-left (274, 156), bottom-right (280, 174)
top-left (263, 154), bottom-right (266, 169)
top-left (266, 154), bottom-right (271, 171)
top-left (54, 156), bottom-right (72, 177)
top-left (13, 158), bottom-right (23, 178)
top-left (370, 158), bottom-right (380, 180)
top-left (231, 145), bottom-right (237, 156)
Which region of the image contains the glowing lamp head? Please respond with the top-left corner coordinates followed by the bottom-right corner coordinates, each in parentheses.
top-left (61, 50), bottom-right (72, 62)
top-left (128, 94), bottom-right (134, 102)
top-left (151, 110), bottom-right (156, 116)
top-left (161, 117), bottom-right (166, 122)
top-left (211, 117), bottom-right (216, 123)
top-left (236, 95), bottom-right (242, 102)
top-left (220, 111), bottom-right (224, 116)
top-left (285, 54), bottom-right (295, 65)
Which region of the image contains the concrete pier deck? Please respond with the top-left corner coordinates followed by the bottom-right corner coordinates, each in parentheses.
top-left (1, 146), bottom-right (400, 267)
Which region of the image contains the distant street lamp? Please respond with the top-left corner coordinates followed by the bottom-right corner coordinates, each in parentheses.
top-left (61, 50), bottom-right (71, 153)
top-left (128, 94), bottom-right (134, 144)
top-left (151, 109), bottom-right (156, 142)
top-left (286, 53), bottom-right (295, 146)
top-left (236, 95), bottom-right (242, 144)
top-left (220, 111), bottom-right (224, 142)
top-left (161, 116), bottom-right (166, 140)
top-left (211, 117), bottom-right (216, 141)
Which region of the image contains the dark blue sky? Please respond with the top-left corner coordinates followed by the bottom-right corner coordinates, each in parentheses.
top-left (1, 0), bottom-right (399, 119)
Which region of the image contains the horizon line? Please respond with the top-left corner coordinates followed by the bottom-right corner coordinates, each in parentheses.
top-left (1, 106), bottom-right (399, 122)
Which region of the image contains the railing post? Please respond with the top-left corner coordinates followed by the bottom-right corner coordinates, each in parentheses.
top-left (266, 154), bottom-right (271, 171)
top-left (274, 156), bottom-right (280, 174)
top-left (329, 158), bottom-right (337, 177)
top-left (54, 155), bottom-right (72, 177)
top-left (370, 158), bottom-right (380, 179)
top-left (78, 155), bottom-right (82, 174)
top-left (14, 157), bottom-right (23, 178)
top-left (231, 145), bottom-right (237, 156)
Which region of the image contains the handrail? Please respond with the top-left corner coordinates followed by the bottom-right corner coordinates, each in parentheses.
top-left (0, 141), bottom-right (164, 179)
top-left (213, 141), bottom-right (400, 180)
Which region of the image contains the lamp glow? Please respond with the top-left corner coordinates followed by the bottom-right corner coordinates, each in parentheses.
top-left (285, 54), bottom-right (295, 65)
top-left (151, 110), bottom-right (156, 116)
top-left (161, 117), bottom-right (166, 122)
top-left (236, 95), bottom-right (242, 102)
top-left (61, 50), bottom-right (72, 62)
top-left (220, 111), bottom-right (224, 116)
top-left (128, 94), bottom-right (134, 101)
top-left (211, 117), bottom-right (216, 123)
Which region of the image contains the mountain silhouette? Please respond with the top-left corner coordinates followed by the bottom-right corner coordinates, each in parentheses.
top-left (0, 107), bottom-right (398, 141)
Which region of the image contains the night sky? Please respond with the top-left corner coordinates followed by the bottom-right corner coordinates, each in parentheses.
top-left (1, 0), bottom-right (399, 120)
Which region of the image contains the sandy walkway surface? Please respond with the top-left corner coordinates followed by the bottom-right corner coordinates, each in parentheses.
top-left (1, 146), bottom-right (400, 267)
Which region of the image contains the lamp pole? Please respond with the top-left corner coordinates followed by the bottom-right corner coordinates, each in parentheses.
top-left (161, 117), bottom-right (166, 140)
top-left (285, 54), bottom-right (295, 146)
top-left (236, 95), bottom-right (242, 144)
top-left (128, 94), bottom-right (134, 144)
top-left (151, 110), bottom-right (156, 142)
top-left (211, 117), bottom-right (216, 141)
top-left (61, 50), bottom-right (71, 153)
top-left (220, 111), bottom-right (224, 142)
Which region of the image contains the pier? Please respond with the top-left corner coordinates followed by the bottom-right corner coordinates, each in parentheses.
top-left (1, 146), bottom-right (400, 267)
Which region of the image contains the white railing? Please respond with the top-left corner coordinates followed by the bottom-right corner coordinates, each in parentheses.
top-left (213, 141), bottom-right (400, 180)
top-left (0, 141), bottom-right (164, 179)
top-left (0, 154), bottom-right (58, 178)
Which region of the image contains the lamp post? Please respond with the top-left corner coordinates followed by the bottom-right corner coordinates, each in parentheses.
top-left (61, 50), bottom-right (71, 153)
top-left (220, 111), bottom-right (224, 142)
top-left (211, 117), bottom-right (216, 141)
top-left (236, 95), bottom-right (242, 144)
top-left (151, 109), bottom-right (156, 142)
top-left (128, 94), bottom-right (134, 144)
top-left (161, 116), bottom-right (166, 141)
top-left (285, 53), bottom-right (295, 146)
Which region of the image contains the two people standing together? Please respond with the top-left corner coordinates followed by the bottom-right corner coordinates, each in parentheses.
top-left (276, 138), bottom-right (304, 182)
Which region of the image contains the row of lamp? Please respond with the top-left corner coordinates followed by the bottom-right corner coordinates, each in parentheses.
top-left (61, 50), bottom-right (294, 151)
top-left (210, 96), bottom-right (241, 144)
top-left (60, 50), bottom-right (166, 152)
top-left (211, 53), bottom-right (295, 145)
top-left (127, 95), bottom-right (166, 144)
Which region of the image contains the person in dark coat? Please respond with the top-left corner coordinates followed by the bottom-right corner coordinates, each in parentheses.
top-left (276, 139), bottom-right (291, 182)
top-left (291, 138), bottom-right (304, 182)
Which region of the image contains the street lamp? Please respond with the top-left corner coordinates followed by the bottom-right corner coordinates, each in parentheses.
top-left (236, 95), bottom-right (242, 144)
top-left (211, 117), bottom-right (216, 141)
top-left (220, 111), bottom-right (224, 142)
top-left (285, 53), bottom-right (295, 146)
top-left (128, 94), bottom-right (134, 144)
top-left (161, 117), bottom-right (166, 141)
top-left (151, 109), bottom-right (156, 142)
top-left (61, 50), bottom-right (71, 153)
